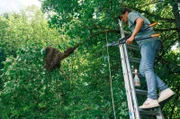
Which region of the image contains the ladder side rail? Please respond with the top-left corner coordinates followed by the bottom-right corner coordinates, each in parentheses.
top-left (156, 108), bottom-right (164, 119)
top-left (123, 44), bottom-right (140, 119)
top-left (119, 44), bottom-right (136, 119)
top-left (118, 19), bottom-right (137, 119)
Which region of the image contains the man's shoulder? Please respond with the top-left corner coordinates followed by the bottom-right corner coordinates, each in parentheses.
top-left (128, 11), bottom-right (140, 16)
top-left (128, 11), bottom-right (141, 23)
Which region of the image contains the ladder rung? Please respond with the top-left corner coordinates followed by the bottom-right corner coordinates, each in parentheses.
top-left (139, 108), bottom-right (160, 116)
top-left (135, 89), bottom-right (147, 95)
top-left (129, 57), bottom-right (140, 63)
top-left (127, 44), bottom-right (140, 51)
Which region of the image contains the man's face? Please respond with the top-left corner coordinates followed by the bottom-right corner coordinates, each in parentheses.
top-left (120, 11), bottom-right (128, 23)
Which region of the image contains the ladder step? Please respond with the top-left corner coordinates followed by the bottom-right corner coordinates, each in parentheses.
top-left (139, 108), bottom-right (160, 116)
top-left (129, 57), bottom-right (140, 63)
top-left (135, 89), bottom-right (147, 95)
top-left (127, 44), bottom-right (140, 51)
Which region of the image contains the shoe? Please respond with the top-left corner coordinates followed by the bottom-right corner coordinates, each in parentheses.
top-left (158, 88), bottom-right (175, 103)
top-left (139, 98), bottom-right (159, 109)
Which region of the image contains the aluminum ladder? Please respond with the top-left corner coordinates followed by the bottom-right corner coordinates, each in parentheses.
top-left (108, 20), bottom-right (164, 119)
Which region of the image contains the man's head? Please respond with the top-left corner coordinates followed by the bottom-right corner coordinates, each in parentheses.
top-left (120, 8), bottom-right (132, 23)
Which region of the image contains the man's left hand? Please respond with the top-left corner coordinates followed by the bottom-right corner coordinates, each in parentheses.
top-left (126, 35), bottom-right (135, 44)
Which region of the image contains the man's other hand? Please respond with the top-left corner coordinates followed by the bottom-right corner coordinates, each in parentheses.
top-left (126, 35), bottom-right (135, 44)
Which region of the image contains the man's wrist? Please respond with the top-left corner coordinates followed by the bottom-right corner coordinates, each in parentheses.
top-left (131, 34), bottom-right (136, 38)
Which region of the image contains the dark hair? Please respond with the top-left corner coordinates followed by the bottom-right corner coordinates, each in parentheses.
top-left (120, 8), bottom-right (132, 15)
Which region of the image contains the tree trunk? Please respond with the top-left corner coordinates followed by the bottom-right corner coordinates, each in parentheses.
top-left (171, 1), bottom-right (180, 41)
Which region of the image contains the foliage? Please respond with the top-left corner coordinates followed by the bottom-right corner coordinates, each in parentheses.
top-left (0, 0), bottom-right (179, 119)
top-left (0, 5), bottom-right (126, 119)
top-left (41, 0), bottom-right (180, 118)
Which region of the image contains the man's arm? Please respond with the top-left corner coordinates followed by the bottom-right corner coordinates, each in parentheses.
top-left (126, 18), bottom-right (144, 44)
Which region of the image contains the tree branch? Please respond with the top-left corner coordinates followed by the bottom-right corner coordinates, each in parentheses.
top-left (122, 4), bottom-right (175, 22)
top-left (140, 0), bottom-right (164, 7)
top-left (155, 27), bottom-right (178, 32)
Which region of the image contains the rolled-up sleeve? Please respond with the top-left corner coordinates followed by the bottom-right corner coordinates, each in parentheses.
top-left (128, 12), bottom-right (140, 24)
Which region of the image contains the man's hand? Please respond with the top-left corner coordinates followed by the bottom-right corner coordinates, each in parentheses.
top-left (126, 35), bottom-right (135, 44)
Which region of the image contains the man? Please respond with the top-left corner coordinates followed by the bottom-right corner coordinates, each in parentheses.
top-left (120, 8), bottom-right (175, 109)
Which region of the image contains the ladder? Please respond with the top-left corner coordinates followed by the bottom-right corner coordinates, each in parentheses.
top-left (107, 20), bottom-right (164, 119)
